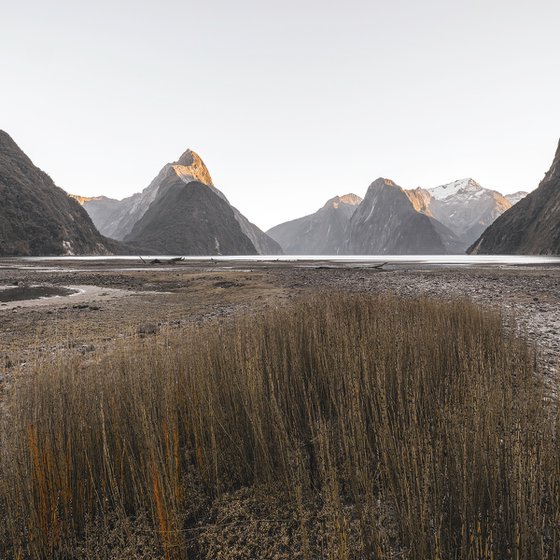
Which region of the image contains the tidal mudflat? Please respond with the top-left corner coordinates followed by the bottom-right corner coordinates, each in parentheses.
top-left (1, 258), bottom-right (558, 382)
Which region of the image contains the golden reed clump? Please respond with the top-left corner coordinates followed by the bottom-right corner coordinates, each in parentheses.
top-left (0, 293), bottom-right (558, 559)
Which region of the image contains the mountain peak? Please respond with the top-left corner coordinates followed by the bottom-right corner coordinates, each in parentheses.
top-left (325, 193), bottom-right (362, 209)
top-left (366, 178), bottom-right (399, 193)
top-left (176, 148), bottom-right (195, 166)
top-left (375, 177), bottom-right (396, 187)
top-left (429, 178), bottom-right (482, 200)
top-left (172, 149), bottom-right (214, 187)
top-left (338, 193), bottom-right (362, 205)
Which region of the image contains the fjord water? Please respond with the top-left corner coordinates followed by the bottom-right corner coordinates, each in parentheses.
top-left (12, 255), bottom-right (560, 266)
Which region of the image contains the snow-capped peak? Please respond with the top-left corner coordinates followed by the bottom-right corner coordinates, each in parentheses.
top-left (428, 178), bottom-right (482, 200)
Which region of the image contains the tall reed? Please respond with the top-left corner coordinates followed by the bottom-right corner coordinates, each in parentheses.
top-left (0, 294), bottom-right (557, 558)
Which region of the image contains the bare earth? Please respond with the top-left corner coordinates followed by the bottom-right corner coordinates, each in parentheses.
top-left (1, 259), bottom-right (559, 390)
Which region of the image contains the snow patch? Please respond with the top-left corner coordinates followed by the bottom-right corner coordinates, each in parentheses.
top-left (62, 241), bottom-right (75, 256)
top-left (428, 179), bottom-right (483, 201)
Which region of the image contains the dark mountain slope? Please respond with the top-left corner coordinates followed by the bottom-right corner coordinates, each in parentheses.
top-left (469, 140), bottom-right (560, 255)
top-left (124, 169), bottom-right (257, 255)
top-left (69, 195), bottom-right (124, 238)
top-left (0, 131), bottom-right (121, 256)
top-left (74, 148), bottom-right (281, 255)
top-left (347, 178), bottom-right (465, 255)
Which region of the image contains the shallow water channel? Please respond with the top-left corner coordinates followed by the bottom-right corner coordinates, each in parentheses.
top-left (0, 285), bottom-right (78, 303)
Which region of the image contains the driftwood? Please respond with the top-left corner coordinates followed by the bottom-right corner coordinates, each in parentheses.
top-left (316, 261), bottom-right (388, 270)
top-left (141, 256), bottom-right (186, 265)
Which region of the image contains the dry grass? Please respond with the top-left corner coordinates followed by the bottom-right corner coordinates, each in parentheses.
top-left (0, 293), bottom-right (558, 559)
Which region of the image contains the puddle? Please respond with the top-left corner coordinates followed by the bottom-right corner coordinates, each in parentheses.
top-left (0, 286), bottom-right (78, 303)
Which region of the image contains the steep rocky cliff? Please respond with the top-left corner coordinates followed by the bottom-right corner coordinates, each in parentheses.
top-left (469, 140), bottom-right (560, 255)
top-left (0, 130), bottom-right (121, 256)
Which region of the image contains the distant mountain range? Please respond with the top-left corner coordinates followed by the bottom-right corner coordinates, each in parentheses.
top-left (73, 150), bottom-right (282, 256)
top-left (4, 126), bottom-right (557, 257)
top-left (267, 177), bottom-right (527, 255)
top-left (0, 131), bottom-right (122, 256)
top-left (469, 140), bottom-right (560, 255)
top-left (267, 194), bottom-right (362, 254)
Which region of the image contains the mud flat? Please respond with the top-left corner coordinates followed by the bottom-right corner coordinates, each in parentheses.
top-left (0, 258), bottom-right (558, 387)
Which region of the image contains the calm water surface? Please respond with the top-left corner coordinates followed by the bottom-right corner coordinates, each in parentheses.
top-left (8, 255), bottom-right (560, 266)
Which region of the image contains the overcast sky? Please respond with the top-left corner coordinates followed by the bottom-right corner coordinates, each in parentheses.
top-left (2, 0), bottom-right (559, 230)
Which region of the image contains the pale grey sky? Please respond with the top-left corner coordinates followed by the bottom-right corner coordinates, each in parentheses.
top-left (2, 0), bottom-right (559, 230)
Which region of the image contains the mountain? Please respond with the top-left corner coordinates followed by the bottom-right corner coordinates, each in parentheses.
top-left (123, 169), bottom-right (257, 255)
top-left (266, 175), bottom-right (523, 255)
top-left (347, 178), bottom-right (464, 255)
top-left (402, 179), bottom-right (527, 247)
top-left (0, 130), bottom-right (121, 256)
top-left (505, 191), bottom-right (529, 206)
top-left (267, 194), bottom-right (362, 254)
top-left (422, 179), bottom-right (514, 245)
top-left (469, 140), bottom-right (560, 255)
top-left (73, 150), bottom-right (215, 241)
top-left (68, 195), bottom-right (124, 237)
top-left (75, 149), bottom-right (282, 255)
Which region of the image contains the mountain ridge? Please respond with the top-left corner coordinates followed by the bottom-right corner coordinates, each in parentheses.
top-left (469, 139), bottom-right (560, 255)
top-left (0, 130), bottom-right (123, 256)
